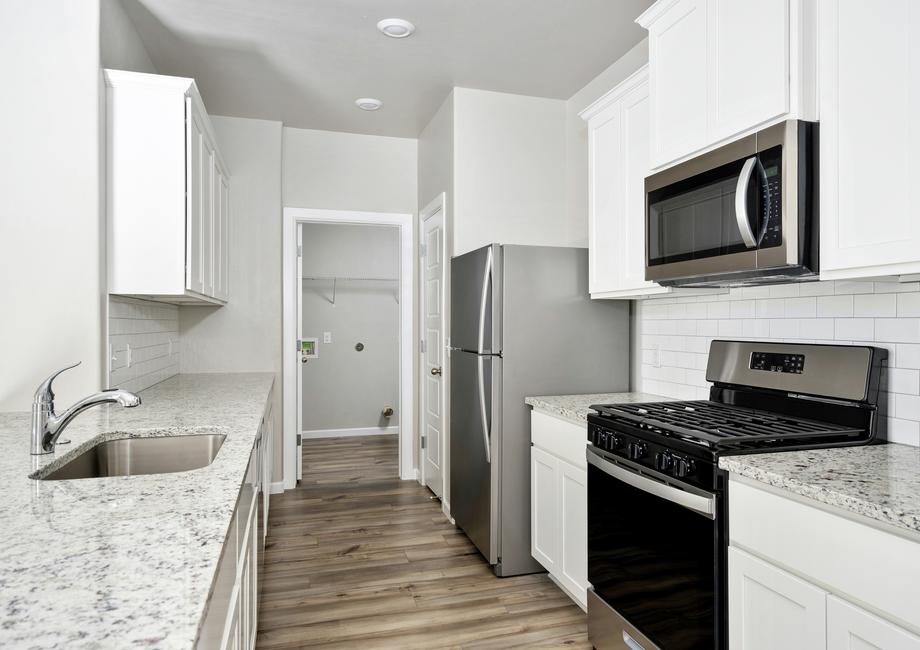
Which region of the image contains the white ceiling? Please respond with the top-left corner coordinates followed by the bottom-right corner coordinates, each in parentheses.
top-left (123, 0), bottom-right (652, 138)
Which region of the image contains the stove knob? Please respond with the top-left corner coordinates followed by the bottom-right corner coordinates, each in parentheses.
top-left (673, 457), bottom-right (695, 478)
top-left (627, 442), bottom-right (648, 460)
top-left (654, 451), bottom-right (673, 472)
top-left (609, 435), bottom-right (622, 451)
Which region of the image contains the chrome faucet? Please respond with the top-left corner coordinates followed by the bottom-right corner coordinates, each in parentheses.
top-left (31, 362), bottom-right (142, 455)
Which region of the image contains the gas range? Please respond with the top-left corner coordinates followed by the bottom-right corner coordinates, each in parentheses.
top-left (585, 340), bottom-right (887, 650)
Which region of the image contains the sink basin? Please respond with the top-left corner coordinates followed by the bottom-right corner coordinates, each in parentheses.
top-left (37, 433), bottom-right (227, 480)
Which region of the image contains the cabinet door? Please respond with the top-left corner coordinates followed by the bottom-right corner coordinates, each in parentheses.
top-left (828, 595), bottom-right (920, 650)
top-left (728, 546), bottom-right (826, 650)
top-left (819, 0), bottom-right (920, 276)
top-left (708, 0), bottom-right (789, 142)
top-left (587, 100), bottom-right (624, 295)
top-left (618, 77), bottom-right (667, 296)
top-left (647, 0), bottom-right (708, 168)
top-left (219, 585), bottom-right (242, 650)
top-left (186, 107), bottom-right (205, 294)
top-left (530, 447), bottom-right (559, 572)
top-left (215, 171), bottom-right (230, 301)
top-left (201, 141), bottom-right (215, 297)
top-left (557, 458), bottom-right (588, 607)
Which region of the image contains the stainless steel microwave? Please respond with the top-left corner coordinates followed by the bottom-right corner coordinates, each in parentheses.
top-left (645, 120), bottom-right (818, 287)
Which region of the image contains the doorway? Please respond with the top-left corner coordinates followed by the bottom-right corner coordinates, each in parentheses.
top-left (282, 208), bottom-right (414, 489)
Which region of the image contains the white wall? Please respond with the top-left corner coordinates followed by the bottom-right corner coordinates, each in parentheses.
top-left (636, 280), bottom-right (920, 447)
top-left (0, 1), bottom-right (104, 411)
top-left (100, 0), bottom-right (156, 73)
top-left (565, 38), bottom-right (649, 234)
top-left (418, 92), bottom-right (454, 224)
top-left (283, 127), bottom-right (418, 214)
top-left (452, 88), bottom-right (569, 256)
top-left (180, 116), bottom-right (284, 480)
top-left (301, 224), bottom-right (400, 432)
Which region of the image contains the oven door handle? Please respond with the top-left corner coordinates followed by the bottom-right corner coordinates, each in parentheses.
top-left (587, 449), bottom-right (716, 519)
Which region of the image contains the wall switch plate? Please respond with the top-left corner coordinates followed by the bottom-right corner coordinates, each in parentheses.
top-left (651, 344), bottom-right (661, 368)
top-left (323, 331), bottom-right (332, 344)
top-left (125, 343), bottom-right (133, 368)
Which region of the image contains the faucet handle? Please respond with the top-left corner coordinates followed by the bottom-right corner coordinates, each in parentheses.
top-left (34, 362), bottom-right (81, 404)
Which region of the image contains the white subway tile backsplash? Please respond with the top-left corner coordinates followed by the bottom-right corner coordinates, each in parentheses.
top-left (855, 293), bottom-right (897, 317)
top-left (896, 292), bottom-right (920, 317)
top-left (107, 297), bottom-right (179, 394)
top-left (834, 318), bottom-right (874, 341)
top-left (816, 295), bottom-right (854, 317)
top-left (636, 279), bottom-right (920, 446)
top-left (784, 297), bottom-right (817, 318)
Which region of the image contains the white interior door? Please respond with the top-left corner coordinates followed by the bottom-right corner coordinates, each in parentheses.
top-left (295, 223), bottom-right (304, 482)
top-left (422, 209), bottom-right (445, 498)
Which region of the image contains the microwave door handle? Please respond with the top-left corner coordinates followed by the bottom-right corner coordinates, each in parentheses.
top-left (734, 156), bottom-right (759, 249)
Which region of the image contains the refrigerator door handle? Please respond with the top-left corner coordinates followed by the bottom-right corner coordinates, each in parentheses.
top-left (477, 355), bottom-right (492, 464)
top-left (477, 246), bottom-right (493, 354)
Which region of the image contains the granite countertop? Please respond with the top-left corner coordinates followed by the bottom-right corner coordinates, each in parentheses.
top-left (0, 372), bottom-right (274, 649)
top-left (525, 392), bottom-right (675, 424)
top-left (720, 444), bottom-right (920, 536)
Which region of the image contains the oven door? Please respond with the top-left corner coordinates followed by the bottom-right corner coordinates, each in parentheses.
top-left (587, 448), bottom-right (723, 650)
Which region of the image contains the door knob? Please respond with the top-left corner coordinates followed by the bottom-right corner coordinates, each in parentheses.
top-left (430, 367), bottom-right (442, 376)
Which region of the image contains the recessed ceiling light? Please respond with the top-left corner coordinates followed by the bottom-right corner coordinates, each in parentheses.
top-left (377, 18), bottom-right (415, 38)
top-left (355, 97), bottom-right (383, 111)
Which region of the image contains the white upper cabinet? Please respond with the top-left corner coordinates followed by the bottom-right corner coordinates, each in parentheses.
top-left (581, 67), bottom-right (669, 299)
top-left (580, 67), bottom-right (721, 299)
top-left (818, 0), bottom-right (920, 280)
top-left (106, 70), bottom-right (230, 305)
top-left (638, 0), bottom-right (816, 171)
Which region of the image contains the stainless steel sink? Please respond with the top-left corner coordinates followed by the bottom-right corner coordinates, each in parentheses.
top-left (37, 434), bottom-right (226, 480)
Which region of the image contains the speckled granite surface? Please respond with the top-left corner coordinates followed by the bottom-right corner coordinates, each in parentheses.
top-left (525, 392), bottom-right (675, 424)
top-left (0, 372), bottom-right (274, 649)
top-left (720, 444), bottom-right (920, 535)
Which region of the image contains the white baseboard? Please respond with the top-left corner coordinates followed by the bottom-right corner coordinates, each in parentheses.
top-left (269, 481), bottom-right (285, 495)
top-left (401, 468), bottom-right (418, 481)
top-left (442, 500), bottom-right (453, 524)
top-left (301, 425), bottom-right (399, 439)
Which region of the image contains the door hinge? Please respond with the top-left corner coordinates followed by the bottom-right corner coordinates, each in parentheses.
top-left (419, 243), bottom-right (427, 258)
top-left (420, 338), bottom-right (426, 354)
top-left (420, 435), bottom-right (426, 449)
top-left (296, 434), bottom-right (302, 446)
top-left (297, 244), bottom-right (303, 258)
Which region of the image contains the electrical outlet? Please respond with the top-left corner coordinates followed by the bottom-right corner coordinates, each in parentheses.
top-left (125, 343), bottom-right (133, 368)
top-left (651, 344), bottom-right (661, 368)
top-left (323, 331), bottom-right (332, 344)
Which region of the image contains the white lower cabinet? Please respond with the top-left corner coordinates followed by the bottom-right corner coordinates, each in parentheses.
top-left (197, 391), bottom-right (272, 650)
top-left (828, 596), bottom-right (920, 650)
top-left (529, 410), bottom-right (589, 609)
top-left (728, 546), bottom-right (826, 650)
top-left (728, 477), bottom-right (920, 649)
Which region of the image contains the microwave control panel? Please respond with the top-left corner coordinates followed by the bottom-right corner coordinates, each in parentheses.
top-left (760, 162), bottom-right (783, 247)
top-left (750, 351), bottom-right (804, 374)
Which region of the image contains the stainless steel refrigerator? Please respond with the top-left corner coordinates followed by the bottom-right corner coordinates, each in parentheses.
top-left (449, 244), bottom-right (629, 577)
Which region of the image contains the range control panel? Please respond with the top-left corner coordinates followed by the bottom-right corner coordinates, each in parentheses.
top-left (750, 351), bottom-right (805, 374)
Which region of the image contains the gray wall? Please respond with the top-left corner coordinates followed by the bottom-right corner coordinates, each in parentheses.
top-left (301, 224), bottom-right (400, 432)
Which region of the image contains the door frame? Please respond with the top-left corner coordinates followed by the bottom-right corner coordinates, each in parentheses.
top-left (282, 207), bottom-right (415, 489)
top-left (417, 193), bottom-right (449, 508)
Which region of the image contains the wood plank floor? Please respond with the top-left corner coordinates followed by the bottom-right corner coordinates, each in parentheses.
top-left (256, 435), bottom-right (590, 649)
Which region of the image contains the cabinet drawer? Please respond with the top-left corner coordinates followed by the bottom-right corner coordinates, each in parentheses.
top-left (530, 410), bottom-right (587, 469)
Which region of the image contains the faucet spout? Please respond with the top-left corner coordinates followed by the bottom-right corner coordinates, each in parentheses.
top-left (31, 364), bottom-right (142, 455)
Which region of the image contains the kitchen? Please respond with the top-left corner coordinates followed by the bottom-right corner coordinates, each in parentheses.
top-left (1, 1), bottom-right (919, 649)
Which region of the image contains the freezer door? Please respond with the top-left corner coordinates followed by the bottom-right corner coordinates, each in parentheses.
top-left (449, 350), bottom-right (500, 565)
top-left (450, 244), bottom-right (501, 354)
